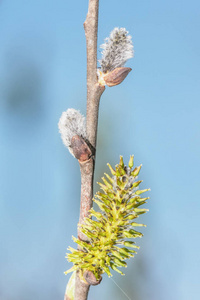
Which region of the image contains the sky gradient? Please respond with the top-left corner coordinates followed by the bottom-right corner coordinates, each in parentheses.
top-left (0, 1), bottom-right (200, 299)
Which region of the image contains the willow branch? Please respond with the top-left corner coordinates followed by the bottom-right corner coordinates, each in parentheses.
top-left (84, 0), bottom-right (105, 149)
top-left (73, 1), bottom-right (105, 300)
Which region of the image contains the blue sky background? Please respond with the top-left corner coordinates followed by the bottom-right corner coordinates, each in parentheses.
top-left (0, 1), bottom-right (200, 299)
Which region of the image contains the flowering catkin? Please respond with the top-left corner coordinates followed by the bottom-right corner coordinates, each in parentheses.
top-left (58, 108), bottom-right (86, 156)
top-left (99, 27), bottom-right (134, 73)
top-left (65, 156), bottom-right (149, 280)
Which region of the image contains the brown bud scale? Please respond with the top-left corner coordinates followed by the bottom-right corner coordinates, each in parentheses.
top-left (83, 270), bottom-right (102, 286)
top-left (71, 135), bottom-right (92, 162)
top-left (103, 67), bottom-right (132, 87)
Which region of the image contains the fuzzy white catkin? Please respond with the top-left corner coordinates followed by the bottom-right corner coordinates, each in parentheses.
top-left (99, 27), bottom-right (134, 73)
top-left (58, 108), bottom-right (86, 156)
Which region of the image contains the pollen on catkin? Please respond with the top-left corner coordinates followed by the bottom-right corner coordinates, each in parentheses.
top-left (99, 28), bottom-right (134, 73)
top-left (58, 108), bottom-right (86, 156)
top-left (65, 156), bottom-right (149, 280)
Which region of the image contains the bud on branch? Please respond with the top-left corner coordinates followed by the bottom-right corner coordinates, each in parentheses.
top-left (98, 28), bottom-right (134, 87)
top-left (58, 109), bottom-right (87, 157)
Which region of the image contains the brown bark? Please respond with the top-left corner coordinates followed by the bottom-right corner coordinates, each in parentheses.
top-left (73, 1), bottom-right (105, 300)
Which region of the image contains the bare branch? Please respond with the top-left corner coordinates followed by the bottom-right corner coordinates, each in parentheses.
top-left (73, 1), bottom-right (105, 299)
top-left (84, 0), bottom-right (105, 148)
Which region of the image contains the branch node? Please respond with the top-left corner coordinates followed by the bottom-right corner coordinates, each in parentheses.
top-left (83, 270), bottom-right (102, 286)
